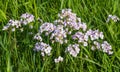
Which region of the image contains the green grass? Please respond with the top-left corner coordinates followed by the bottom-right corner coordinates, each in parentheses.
top-left (0, 0), bottom-right (120, 72)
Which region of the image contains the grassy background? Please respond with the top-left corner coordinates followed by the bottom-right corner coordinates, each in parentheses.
top-left (0, 0), bottom-right (120, 72)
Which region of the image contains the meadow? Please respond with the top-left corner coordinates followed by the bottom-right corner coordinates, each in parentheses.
top-left (0, 0), bottom-right (120, 72)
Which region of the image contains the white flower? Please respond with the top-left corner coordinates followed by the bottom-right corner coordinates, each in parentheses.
top-left (93, 41), bottom-right (101, 50)
top-left (84, 34), bottom-right (89, 41)
top-left (68, 31), bottom-right (72, 34)
top-left (54, 59), bottom-right (59, 63)
top-left (58, 56), bottom-right (63, 62)
top-left (99, 32), bottom-right (104, 39)
top-left (34, 33), bottom-right (42, 41)
top-left (41, 52), bottom-right (45, 57)
top-left (12, 28), bottom-right (15, 32)
top-left (69, 50), bottom-right (77, 57)
top-left (44, 47), bottom-right (52, 55)
top-left (108, 51), bottom-right (113, 55)
top-left (2, 25), bottom-right (9, 30)
top-left (81, 22), bottom-right (87, 31)
top-left (54, 56), bottom-right (63, 63)
top-left (91, 46), bottom-right (96, 51)
top-left (83, 42), bottom-right (88, 46)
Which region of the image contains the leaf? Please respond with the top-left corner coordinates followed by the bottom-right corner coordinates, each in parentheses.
top-left (0, 9), bottom-right (7, 22)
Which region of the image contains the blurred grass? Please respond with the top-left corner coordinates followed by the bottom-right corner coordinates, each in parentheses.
top-left (0, 0), bottom-right (120, 72)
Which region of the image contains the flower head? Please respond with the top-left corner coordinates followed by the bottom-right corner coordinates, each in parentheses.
top-left (66, 44), bottom-right (80, 57)
top-left (72, 32), bottom-right (88, 46)
top-left (39, 22), bottom-right (56, 35)
top-left (106, 14), bottom-right (120, 22)
top-left (34, 42), bottom-right (52, 56)
top-left (34, 33), bottom-right (42, 41)
top-left (101, 41), bottom-right (113, 55)
top-left (54, 56), bottom-right (63, 63)
top-left (2, 19), bottom-right (21, 31)
top-left (86, 29), bottom-right (104, 40)
top-left (20, 13), bottom-right (34, 25)
top-left (50, 25), bottom-right (67, 44)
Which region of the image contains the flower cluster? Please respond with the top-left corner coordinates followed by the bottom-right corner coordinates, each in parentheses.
top-left (101, 41), bottom-right (113, 55)
top-left (106, 14), bottom-right (120, 22)
top-left (72, 32), bottom-right (88, 46)
top-left (55, 9), bottom-right (87, 31)
top-left (20, 13), bottom-right (34, 25)
top-left (54, 56), bottom-right (63, 63)
top-left (34, 42), bottom-right (52, 56)
top-left (86, 29), bottom-right (104, 40)
top-left (39, 22), bottom-right (56, 35)
top-left (2, 13), bottom-right (34, 32)
top-left (50, 25), bottom-right (67, 44)
top-left (33, 9), bottom-right (113, 63)
top-left (91, 41), bottom-right (113, 55)
top-left (38, 22), bottom-right (67, 44)
top-left (65, 44), bottom-right (80, 57)
top-left (2, 19), bottom-right (21, 31)
top-left (2, 8), bottom-right (114, 64)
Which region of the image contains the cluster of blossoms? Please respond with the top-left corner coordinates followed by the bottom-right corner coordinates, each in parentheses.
top-left (39, 23), bottom-right (67, 44)
top-left (32, 9), bottom-right (113, 63)
top-left (72, 32), bottom-right (88, 46)
top-left (50, 25), bottom-right (67, 44)
top-left (2, 19), bottom-right (21, 31)
top-left (55, 9), bottom-right (87, 31)
top-left (54, 56), bottom-right (63, 63)
top-left (106, 14), bottom-right (120, 22)
top-left (72, 29), bottom-right (104, 46)
top-left (2, 13), bottom-right (34, 32)
top-left (86, 29), bottom-right (104, 40)
top-left (91, 41), bottom-right (113, 55)
top-left (39, 22), bottom-right (56, 35)
top-left (2, 9), bottom-right (114, 64)
top-left (34, 42), bottom-right (52, 56)
top-left (65, 44), bottom-right (80, 57)
top-left (20, 13), bottom-right (34, 25)
top-left (101, 41), bottom-right (113, 55)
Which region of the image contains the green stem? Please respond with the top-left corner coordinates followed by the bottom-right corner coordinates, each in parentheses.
top-left (60, 0), bottom-right (64, 9)
top-left (6, 51), bottom-right (11, 72)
